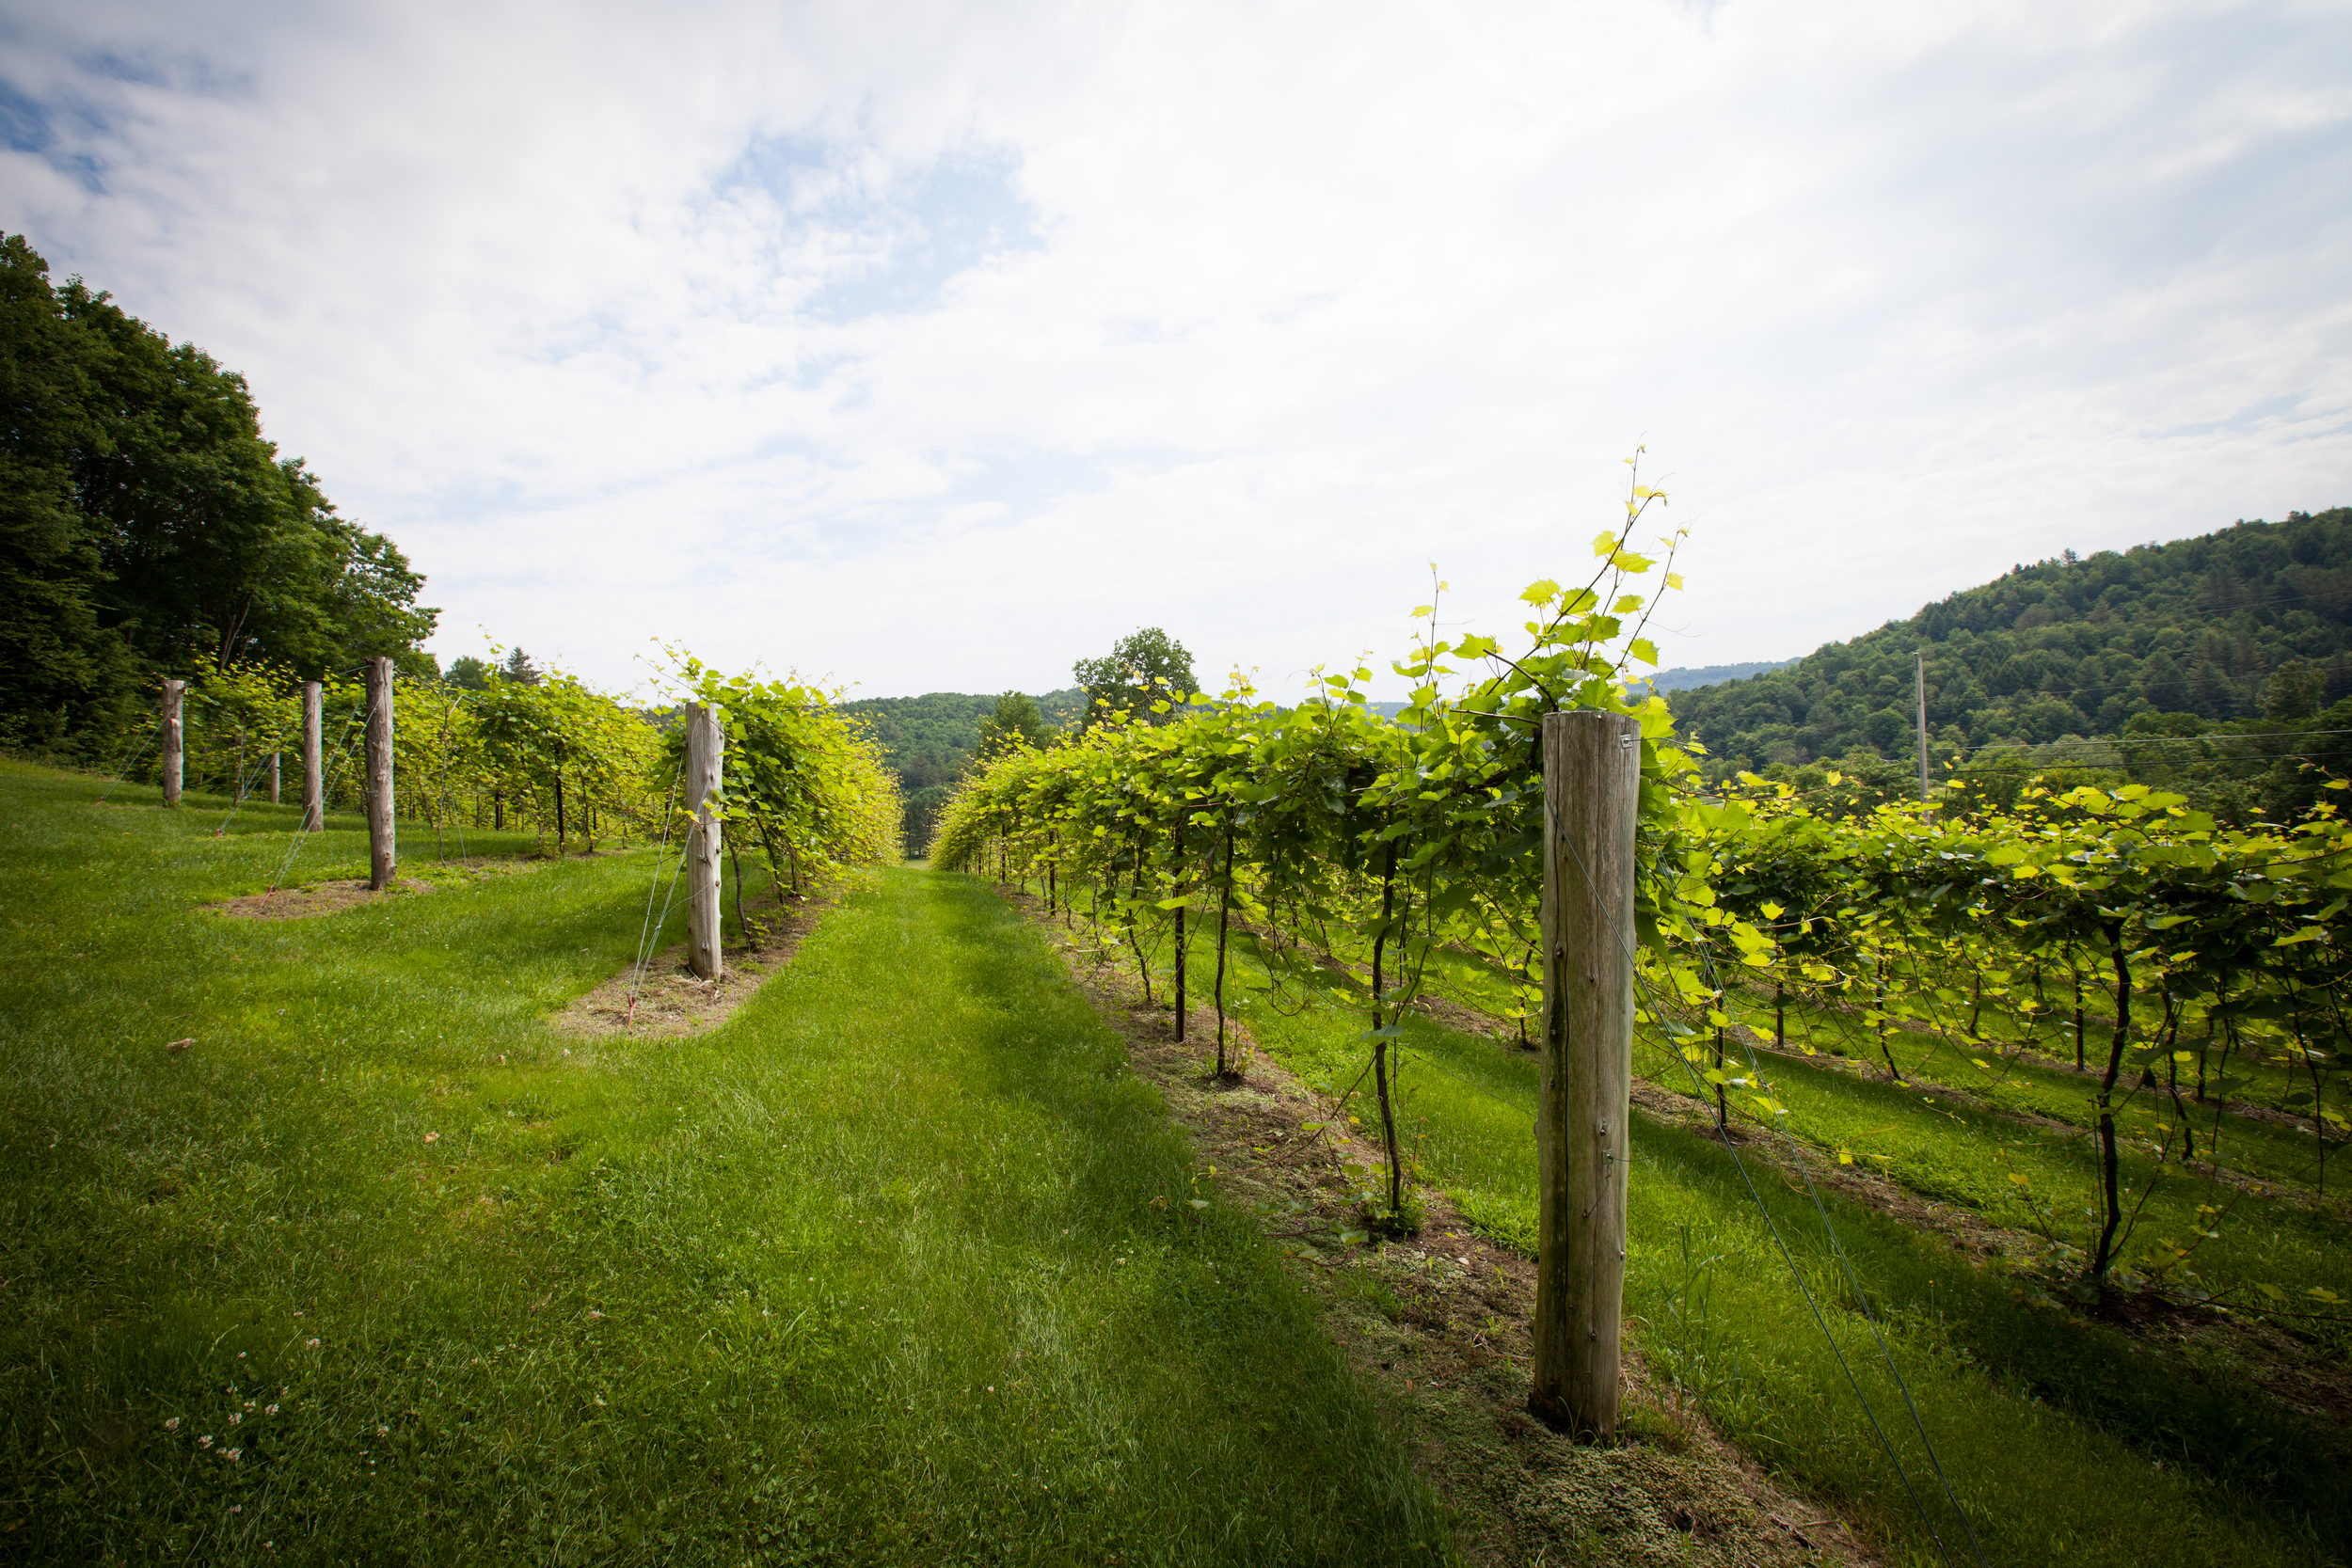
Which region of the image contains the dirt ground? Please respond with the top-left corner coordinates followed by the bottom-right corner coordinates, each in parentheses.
top-left (1002, 886), bottom-right (1874, 1568)
top-left (552, 884), bottom-right (838, 1039)
top-left (205, 876), bottom-right (439, 919)
top-left (201, 852), bottom-right (566, 920)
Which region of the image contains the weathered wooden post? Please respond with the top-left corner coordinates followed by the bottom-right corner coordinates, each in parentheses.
top-left (301, 682), bottom-right (324, 831)
top-left (1530, 709), bottom-right (1641, 1437)
top-left (161, 678), bottom-right (184, 806)
top-left (364, 657), bottom-right (395, 890)
top-left (269, 751), bottom-right (281, 805)
top-left (685, 701), bottom-right (725, 980)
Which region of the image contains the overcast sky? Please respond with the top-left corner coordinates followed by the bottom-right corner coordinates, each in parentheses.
top-left (5, 0), bottom-right (2346, 701)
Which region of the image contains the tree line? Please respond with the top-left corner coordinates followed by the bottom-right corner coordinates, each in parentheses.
top-left (0, 234), bottom-right (436, 755)
top-left (843, 626), bottom-right (1205, 848)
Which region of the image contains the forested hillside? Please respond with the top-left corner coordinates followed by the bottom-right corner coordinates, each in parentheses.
top-left (1671, 509), bottom-right (2352, 773)
top-left (1637, 657), bottom-right (1793, 692)
top-left (0, 235), bottom-right (436, 754)
top-left (841, 687), bottom-right (1085, 846)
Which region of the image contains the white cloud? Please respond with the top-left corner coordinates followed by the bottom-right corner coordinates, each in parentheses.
top-left (4, 0), bottom-right (2345, 702)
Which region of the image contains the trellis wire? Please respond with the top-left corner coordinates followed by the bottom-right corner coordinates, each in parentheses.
top-left (623, 764), bottom-right (689, 1028)
top-left (1661, 893), bottom-right (1987, 1568)
top-left (1023, 817), bottom-right (1976, 1568)
top-left (213, 736), bottom-right (286, 837)
top-left (266, 700), bottom-right (368, 893)
top-left (92, 719), bottom-right (164, 805)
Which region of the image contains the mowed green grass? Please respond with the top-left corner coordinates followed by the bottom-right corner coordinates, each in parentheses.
top-left (1720, 983), bottom-right (2341, 1196)
top-left (1423, 944), bottom-right (2335, 1196)
top-left (0, 761), bottom-right (1449, 1566)
top-left (1082, 886), bottom-right (2347, 1568)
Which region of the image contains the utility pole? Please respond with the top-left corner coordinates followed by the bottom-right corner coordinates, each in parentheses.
top-left (685, 701), bottom-right (725, 980)
top-left (1915, 649), bottom-right (1931, 804)
top-left (1530, 709), bottom-right (1640, 1438)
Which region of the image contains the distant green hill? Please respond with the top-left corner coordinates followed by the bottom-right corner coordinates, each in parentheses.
top-left (1669, 508), bottom-right (2352, 775)
top-left (1630, 659), bottom-right (1795, 695)
top-left (840, 688), bottom-right (1086, 848)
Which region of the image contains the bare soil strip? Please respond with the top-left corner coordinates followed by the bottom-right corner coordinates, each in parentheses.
top-left (1004, 887), bottom-right (1872, 1568)
top-left (207, 877), bottom-right (438, 919)
top-left (552, 884), bottom-right (840, 1039)
top-left (204, 855), bottom-right (565, 921)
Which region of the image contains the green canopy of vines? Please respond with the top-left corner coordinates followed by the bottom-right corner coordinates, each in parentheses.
top-left (932, 464), bottom-right (1718, 1224)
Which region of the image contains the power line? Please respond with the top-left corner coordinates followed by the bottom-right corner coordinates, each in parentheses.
top-left (2042, 727), bottom-right (2352, 745)
top-left (1684, 626), bottom-right (2346, 709)
top-left (1946, 756), bottom-right (2346, 778)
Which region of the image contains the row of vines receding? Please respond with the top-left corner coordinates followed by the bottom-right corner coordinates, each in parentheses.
top-left (930, 460), bottom-right (2349, 1318)
top-left (112, 651), bottom-right (905, 882)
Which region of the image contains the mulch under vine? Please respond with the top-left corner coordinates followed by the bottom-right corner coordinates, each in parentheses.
top-left (206, 877), bottom-right (439, 919)
top-left (201, 854), bottom-right (555, 920)
top-left (552, 883), bottom-right (840, 1039)
top-left (999, 883), bottom-right (1872, 1568)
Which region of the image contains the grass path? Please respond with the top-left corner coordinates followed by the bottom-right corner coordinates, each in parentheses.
top-left (0, 762), bottom-right (1449, 1565)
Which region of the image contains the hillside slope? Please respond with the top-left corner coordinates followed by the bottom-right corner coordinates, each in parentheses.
top-left (1670, 508), bottom-right (2352, 773)
top-left (1636, 658), bottom-right (1795, 693)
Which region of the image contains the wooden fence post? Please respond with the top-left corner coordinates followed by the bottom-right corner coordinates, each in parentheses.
top-left (302, 682), bottom-right (324, 831)
top-left (161, 679), bottom-right (184, 806)
top-left (365, 657), bottom-right (395, 890)
top-left (686, 701), bottom-right (725, 980)
top-left (1530, 709), bottom-right (1641, 1437)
